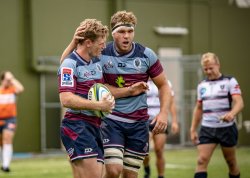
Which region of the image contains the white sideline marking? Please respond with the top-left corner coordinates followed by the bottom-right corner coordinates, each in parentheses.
top-left (165, 164), bottom-right (190, 169)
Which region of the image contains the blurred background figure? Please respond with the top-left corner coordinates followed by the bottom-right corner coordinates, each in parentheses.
top-left (144, 79), bottom-right (179, 178)
top-left (190, 52), bottom-right (244, 178)
top-left (0, 71), bottom-right (24, 172)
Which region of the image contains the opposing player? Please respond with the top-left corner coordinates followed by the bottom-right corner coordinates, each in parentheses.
top-left (190, 52), bottom-right (244, 178)
top-left (60, 11), bottom-right (171, 178)
top-left (0, 71), bottom-right (24, 172)
top-left (143, 79), bottom-right (179, 178)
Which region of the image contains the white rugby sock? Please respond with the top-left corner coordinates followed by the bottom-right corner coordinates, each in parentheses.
top-left (2, 144), bottom-right (13, 168)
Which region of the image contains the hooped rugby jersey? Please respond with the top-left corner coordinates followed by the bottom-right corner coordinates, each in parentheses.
top-left (147, 80), bottom-right (174, 120)
top-left (0, 86), bottom-right (17, 119)
top-left (101, 42), bottom-right (164, 123)
top-left (197, 75), bottom-right (241, 128)
top-left (58, 51), bottom-right (104, 127)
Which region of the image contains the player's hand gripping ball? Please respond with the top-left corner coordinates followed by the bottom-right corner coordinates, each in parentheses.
top-left (88, 83), bottom-right (112, 118)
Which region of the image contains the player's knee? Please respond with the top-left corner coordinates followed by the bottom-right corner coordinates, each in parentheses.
top-left (154, 148), bottom-right (164, 158)
top-left (104, 148), bottom-right (124, 165)
top-left (105, 164), bottom-right (123, 177)
top-left (197, 156), bottom-right (209, 166)
top-left (123, 152), bottom-right (144, 173)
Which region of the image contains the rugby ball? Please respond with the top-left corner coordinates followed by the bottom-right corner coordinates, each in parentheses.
top-left (88, 83), bottom-right (112, 118)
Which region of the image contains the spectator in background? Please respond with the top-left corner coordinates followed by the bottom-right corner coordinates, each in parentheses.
top-left (190, 52), bottom-right (244, 178)
top-left (143, 79), bottom-right (179, 178)
top-left (0, 71), bottom-right (24, 172)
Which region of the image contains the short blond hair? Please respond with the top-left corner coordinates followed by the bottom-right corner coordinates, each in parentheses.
top-left (201, 52), bottom-right (220, 66)
top-left (110, 10), bottom-right (137, 30)
top-left (78, 19), bottom-right (109, 43)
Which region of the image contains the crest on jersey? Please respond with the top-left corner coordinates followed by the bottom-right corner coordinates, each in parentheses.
top-left (220, 85), bottom-right (225, 90)
top-left (133, 58), bottom-right (142, 69)
top-left (61, 67), bottom-right (74, 87)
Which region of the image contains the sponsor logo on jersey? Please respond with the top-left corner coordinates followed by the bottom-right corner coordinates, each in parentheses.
top-left (118, 62), bottom-right (126, 67)
top-left (61, 67), bottom-right (74, 87)
top-left (200, 87), bottom-right (206, 96)
top-left (83, 70), bottom-right (96, 78)
top-left (115, 76), bottom-right (125, 87)
top-left (103, 60), bottom-right (114, 70)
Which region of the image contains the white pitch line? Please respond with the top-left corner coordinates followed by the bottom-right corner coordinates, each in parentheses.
top-left (165, 164), bottom-right (190, 169)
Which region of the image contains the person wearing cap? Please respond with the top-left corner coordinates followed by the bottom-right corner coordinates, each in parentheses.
top-left (60, 10), bottom-right (171, 178)
top-left (190, 52), bottom-right (244, 178)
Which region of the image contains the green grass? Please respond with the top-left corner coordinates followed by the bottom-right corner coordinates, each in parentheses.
top-left (0, 147), bottom-right (249, 178)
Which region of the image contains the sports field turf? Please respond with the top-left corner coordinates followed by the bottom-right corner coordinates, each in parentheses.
top-left (0, 147), bottom-right (249, 178)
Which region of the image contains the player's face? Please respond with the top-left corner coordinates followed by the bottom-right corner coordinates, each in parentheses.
top-left (112, 27), bottom-right (134, 54)
top-left (89, 36), bottom-right (106, 58)
top-left (202, 61), bottom-right (221, 80)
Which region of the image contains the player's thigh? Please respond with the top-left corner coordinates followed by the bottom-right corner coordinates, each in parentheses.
top-left (197, 143), bottom-right (217, 161)
top-left (221, 146), bottom-right (237, 163)
top-left (153, 133), bottom-right (166, 152)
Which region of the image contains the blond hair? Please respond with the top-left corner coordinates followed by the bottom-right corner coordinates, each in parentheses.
top-left (110, 10), bottom-right (137, 30)
top-left (201, 52), bottom-right (220, 66)
top-left (78, 19), bottom-right (109, 43)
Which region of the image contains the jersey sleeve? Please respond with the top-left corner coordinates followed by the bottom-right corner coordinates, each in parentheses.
top-left (58, 58), bottom-right (77, 93)
top-left (229, 77), bottom-right (241, 95)
top-left (145, 47), bottom-right (164, 78)
top-left (197, 83), bottom-right (202, 102)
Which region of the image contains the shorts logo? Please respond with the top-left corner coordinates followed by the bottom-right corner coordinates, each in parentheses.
top-left (61, 67), bottom-right (74, 87)
top-left (84, 148), bottom-right (93, 153)
top-left (67, 148), bottom-right (74, 157)
top-left (103, 139), bottom-right (110, 144)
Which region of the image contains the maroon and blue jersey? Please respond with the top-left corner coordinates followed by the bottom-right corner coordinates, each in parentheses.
top-left (101, 42), bottom-right (164, 123)
top-left (58, 51), bottom-right (104, 127)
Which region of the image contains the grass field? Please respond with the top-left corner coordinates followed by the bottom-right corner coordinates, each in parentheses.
top-left (0, 147), bottom-right (249, 178)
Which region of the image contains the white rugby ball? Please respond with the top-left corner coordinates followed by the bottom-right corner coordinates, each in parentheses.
top-left (88, 83), bottom-right (112, 118)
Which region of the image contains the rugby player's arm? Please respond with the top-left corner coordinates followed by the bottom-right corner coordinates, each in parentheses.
top-left (152, 72), bottom-right (171, 117)
top-left (231, 94), bottom-right (244, 116)
top-left (59, 92), bottom-right (109, 112)
top-left (150, 72), bottom-right (171, 134)
top-left (170, 95), bottom-right (179, 134)
top-left (190, 101), bottom-right (202, 144)
top-left (190, 101), bottom-right (203, 132)
top-left (223, 94), bottom-right (244, 122)
top-left (105, 82), bottom-right (148, 99)
top-left (60, 40), bottom-right (77, 63)
top-left (60, 26), bottom-right (86, 63)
